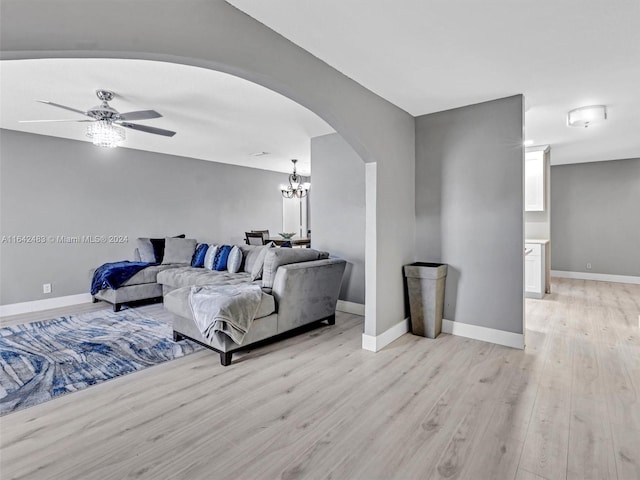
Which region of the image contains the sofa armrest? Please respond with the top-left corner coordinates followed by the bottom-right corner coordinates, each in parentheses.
top-left (271, 258), bottom-right (346, 333)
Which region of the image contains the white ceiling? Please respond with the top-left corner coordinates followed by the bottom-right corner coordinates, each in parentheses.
top-left (0, 58), bottom-right (334, 175)
top-left (228, 0), bottom-right (640, 165)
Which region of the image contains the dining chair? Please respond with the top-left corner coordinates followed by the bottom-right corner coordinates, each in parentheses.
top-left (252, 230), bottom-right (270, 244)
top-left (245, 232), bottom-right (266, 245)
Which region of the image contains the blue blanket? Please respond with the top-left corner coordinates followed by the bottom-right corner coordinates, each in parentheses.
top-left (91, 261), bottom-right (152, 295)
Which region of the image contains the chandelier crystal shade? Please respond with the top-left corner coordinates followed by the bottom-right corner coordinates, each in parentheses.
top-left (281, 159), bottom-right (310, 199)
top-left (86, 120), bottom-right (126, 148)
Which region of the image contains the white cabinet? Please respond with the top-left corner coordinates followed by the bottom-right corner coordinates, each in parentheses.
top-left (525, 150), bottom-right (545, 211)
top-left (525, 241), bottom-right (548, 298)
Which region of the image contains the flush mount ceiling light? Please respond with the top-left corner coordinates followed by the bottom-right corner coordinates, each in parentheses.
top-left (281, 159), bottom-right (310, 199)
top-left (567, 105), bottom-right (607, 128)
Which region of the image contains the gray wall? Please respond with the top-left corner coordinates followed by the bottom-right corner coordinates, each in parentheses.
top-left (415, 96), bottom-right (524, 334)
top-left (551, 158), bottom-right (640, 276)
top-left (2, 0), bottom-right (416, 336)
top-left (0, 129), bottom-right (285, 305)
top-left (311, 133), bottom-right (365, 304)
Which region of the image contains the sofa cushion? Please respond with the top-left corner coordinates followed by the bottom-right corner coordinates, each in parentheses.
top-left (136, 238), bottom-right (156, 263)
top-left (121, 264), bottom-right (181, 287)
top-left (227, 246), bottom-right (242, 273)
top-left (157, 266), bottom-right (256, 290)
top-left (162, 238), bottom-right (197, 265)
top-left (204, 245), bottom-right (218, 270)
top-left (261, 248), bottom-right (328, 290)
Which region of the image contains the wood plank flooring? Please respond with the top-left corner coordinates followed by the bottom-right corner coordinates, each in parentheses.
top-left (1, 278), bottom-right (639, 480)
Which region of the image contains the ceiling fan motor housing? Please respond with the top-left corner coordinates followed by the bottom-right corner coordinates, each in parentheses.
top-left (87, 104), bottom-right (120, 121)
top-left (88, 90), bottom-right (119, 120)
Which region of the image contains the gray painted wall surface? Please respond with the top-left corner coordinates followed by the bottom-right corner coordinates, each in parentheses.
top-left (2, 0), bottom-right (416, 335)
top-left (0, 129), bottom-right (285, 305)
top-left (311, 133), bottom-right (365, 304)
top-left (551, 158), bottom-right (640, 276)
top-left (415, 96), bottom-right (524, 334)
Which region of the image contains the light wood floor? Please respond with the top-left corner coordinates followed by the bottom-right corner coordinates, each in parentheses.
top-left (1, 278), bottom-right (639, 480)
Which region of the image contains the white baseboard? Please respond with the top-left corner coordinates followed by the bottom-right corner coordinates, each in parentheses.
top-left (0, 293), bottom-right (93, 317)
top-left (442, 319), bottom-right (524, 350)
top-left (336, 300), bottom-right (365, 316)
top-left (551, 270), bottom-right (640, 285)
top-left (362, 318), bottom-right (409, 352)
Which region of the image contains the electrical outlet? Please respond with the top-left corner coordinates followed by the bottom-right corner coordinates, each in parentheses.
top-left (43, 283), bottom-right (52, 294)
top-left (586, 262), bottom-right (592, 270)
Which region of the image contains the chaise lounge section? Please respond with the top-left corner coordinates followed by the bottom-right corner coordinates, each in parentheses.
top-left (92, 264), bottom-right (178, 312)
top-left (160, 247), bottom-right (346, 365)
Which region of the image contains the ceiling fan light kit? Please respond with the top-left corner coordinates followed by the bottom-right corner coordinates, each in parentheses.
top-left (567, 105), bottom-right (607, 128)
top-left (22, 89), bottom-right (176, 148)
top-left (86, 120), bottom-right (125, 148)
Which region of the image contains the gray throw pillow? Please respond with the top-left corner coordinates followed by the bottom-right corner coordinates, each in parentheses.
top-left (136, 238), bottom-right (156, 263)
top-left (162, 237), bottom-right (197, 265)
top-left (250, 244), bottom-right (274, 281)
top-left (242, 245), bottom-right (263, 273)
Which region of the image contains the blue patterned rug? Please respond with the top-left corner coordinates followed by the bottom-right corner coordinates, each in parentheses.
top-left (0, 308), bottom-right (202, 416)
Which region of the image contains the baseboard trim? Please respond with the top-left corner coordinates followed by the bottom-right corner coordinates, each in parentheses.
top-left (336, 300), bottom-right (365, 316)
top-left (362, 317), bottom-right (409, 352)
top-left (0, 293), bottom-right (93, 317)
top-left (442, 319), bottom-right (524, 350)
top-left (551, 270), bottom-right (640, 285)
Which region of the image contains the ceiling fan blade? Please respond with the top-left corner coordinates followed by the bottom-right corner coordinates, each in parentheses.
top-left (19, 119), bottom-right (95, 123)
top-left (36, 100), bottom-right (89, 116)
top-left (118, 110), bottom-right (162, 121)
top-left (117, 121), bottom-right (176, 137)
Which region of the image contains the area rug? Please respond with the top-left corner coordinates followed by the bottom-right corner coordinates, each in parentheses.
top-left (0, 308), bottom-right (202, 416)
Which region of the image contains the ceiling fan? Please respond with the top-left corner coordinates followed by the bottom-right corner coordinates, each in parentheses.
top-left (20, 89), bottom-right (176, 146)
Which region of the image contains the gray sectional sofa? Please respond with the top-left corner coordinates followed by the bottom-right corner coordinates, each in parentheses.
top-left (93, 243), bottom-right (346, 366)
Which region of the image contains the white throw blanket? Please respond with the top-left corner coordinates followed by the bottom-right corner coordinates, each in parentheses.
top-left (189, 284), bottom-right (263, 345)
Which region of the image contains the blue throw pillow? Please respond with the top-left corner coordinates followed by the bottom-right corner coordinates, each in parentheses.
top-left (214, 245), bottom-right (232, 271)
top-left (191, 243), bottom-right (209, 268)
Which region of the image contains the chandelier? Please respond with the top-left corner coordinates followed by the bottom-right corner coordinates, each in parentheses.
top-left (281, 159), bottom-right (310, 199)
top-left (86, 120), bottom-right (126, 148)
